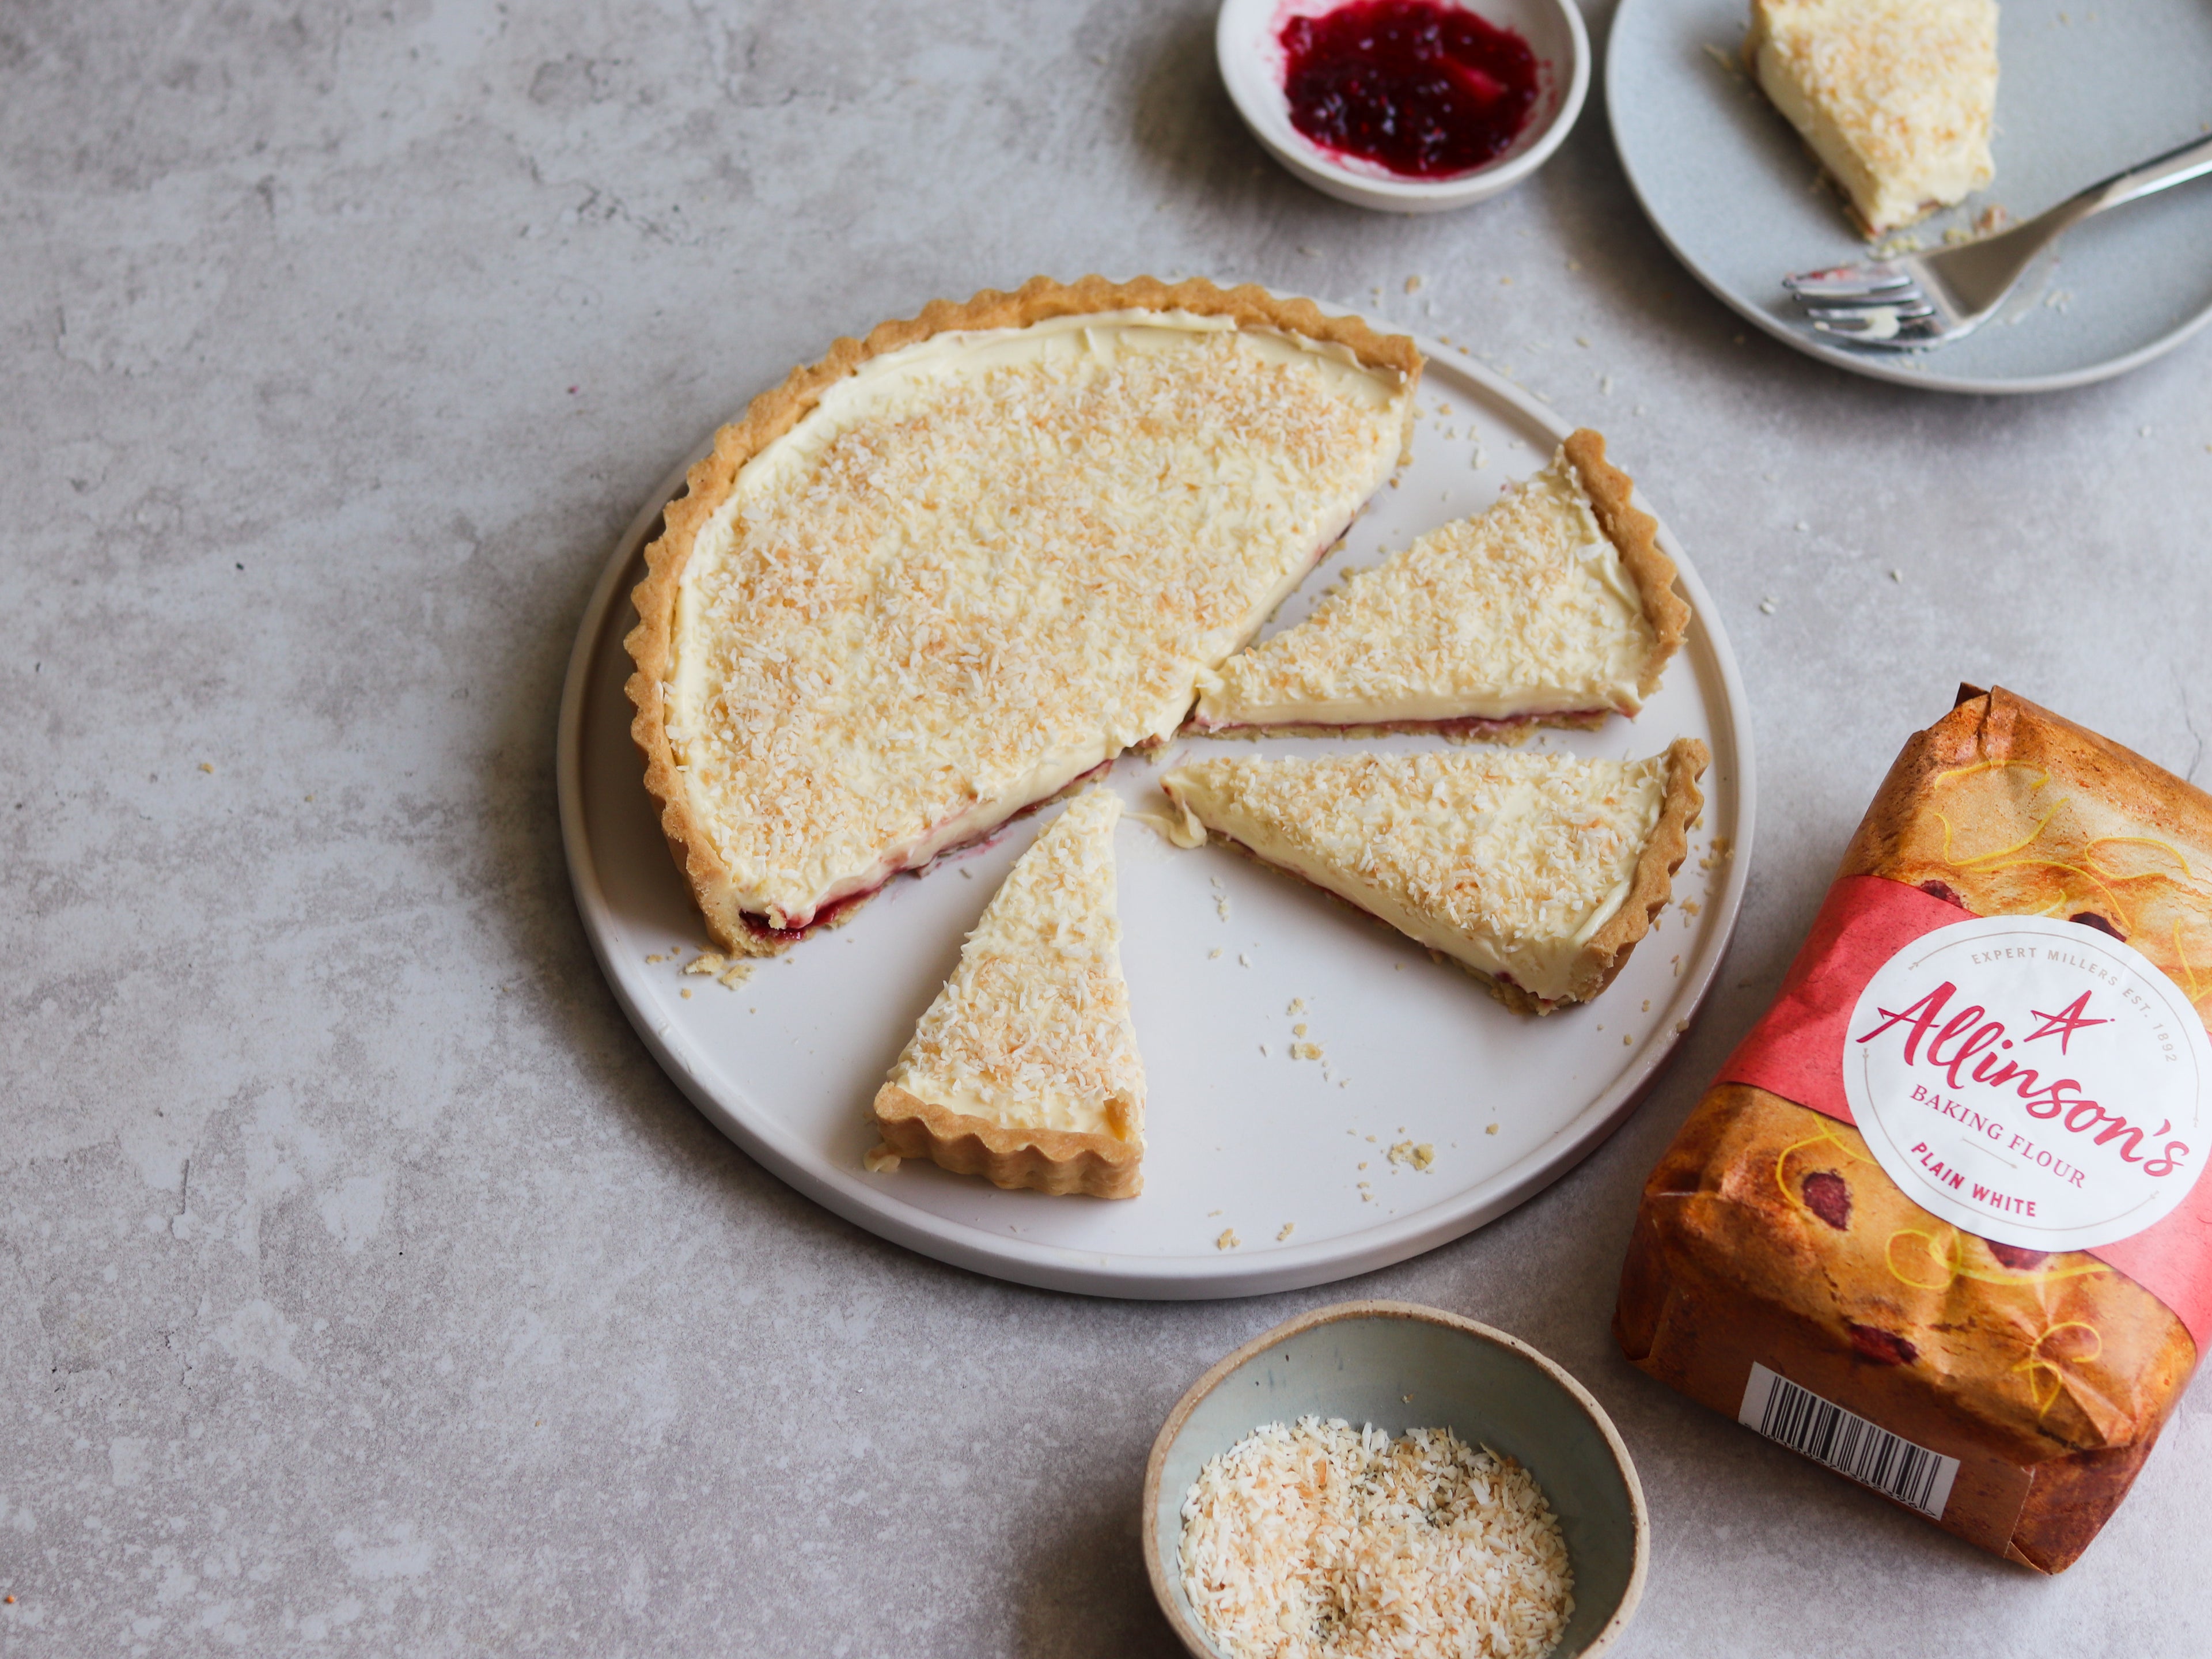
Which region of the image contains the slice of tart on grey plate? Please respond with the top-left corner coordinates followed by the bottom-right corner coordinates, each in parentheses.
top-left (1188, 431), bottom-right (1687, 741)
top-left (872, 788), bottom-right (1146, 1198)
top-left (1746, 0), bottom-right (1999, 238)
top-left (1160, 744), bottom-right (1707, 1014)
top-left (625, 275), bottom-right (1421, 956)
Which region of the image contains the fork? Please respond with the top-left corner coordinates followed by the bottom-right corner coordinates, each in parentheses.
top-left (1783, 131), bottom-right (2212, 349)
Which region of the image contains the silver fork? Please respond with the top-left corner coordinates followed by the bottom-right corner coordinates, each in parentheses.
top-left (1783, 131), bottom-right (2212, 349)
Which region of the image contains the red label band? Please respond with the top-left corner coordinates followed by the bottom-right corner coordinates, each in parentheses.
top-left (1719, 874), bottom-right (2212, 1351)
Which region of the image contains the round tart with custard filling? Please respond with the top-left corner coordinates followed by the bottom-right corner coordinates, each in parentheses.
top-left (625, 275), bottom-right (1422, 955)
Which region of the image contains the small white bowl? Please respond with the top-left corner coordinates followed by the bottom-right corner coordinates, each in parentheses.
top-left (1216, 0), bottom-right (1590, 213)
top-left (1144, 1300), bottom-right (1649, 1658)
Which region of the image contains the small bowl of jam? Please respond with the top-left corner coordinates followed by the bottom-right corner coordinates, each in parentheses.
top-left (1216, 0), bottom-right (1589, 212)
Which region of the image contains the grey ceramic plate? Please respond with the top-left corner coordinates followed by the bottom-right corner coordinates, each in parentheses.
top-left (1143, 1302), bottom-right (1647, 1658)
top-left (1608, 0), bottom-right (2212, 393)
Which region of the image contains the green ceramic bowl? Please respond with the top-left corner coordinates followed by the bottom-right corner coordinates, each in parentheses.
top-left (1143, 1300), bottom-right (1648, 1658)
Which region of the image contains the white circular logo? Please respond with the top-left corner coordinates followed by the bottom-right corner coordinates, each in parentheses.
top-left (1844, 915), bottom-right (2211, 1253)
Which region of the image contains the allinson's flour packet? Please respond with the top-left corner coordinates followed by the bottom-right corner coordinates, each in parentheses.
top-left (1615, 687), bottom-right (2212, 1571)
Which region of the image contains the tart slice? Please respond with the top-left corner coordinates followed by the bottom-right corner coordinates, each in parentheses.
top-left (1189, 431), bottom-right (1687, 739)
top-left (626, 275), bottom-right (1420, 955)
top-left (872, 788), bottom-right (1146, 1198)
top-left (1746, 0), bottom-right (1999, 237)
top-left (1161, 743), bottom-right (1707, 1013)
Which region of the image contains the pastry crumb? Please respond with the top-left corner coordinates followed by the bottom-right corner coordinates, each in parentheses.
top-left (645, 953), bottom-right (664, 964)
top-left (1623, 1033), bottom-right (1632, 1045)
top-left (199, 762), bottom-right (214, 773)
top-left (862, 1143), bottom-right (902, 1173)
top-left (1675, 1018), bottom-right (1690, 1035)
top-left (719, 962), bottom-right (752, 987)
top-left (1216, 896), bottom-right (1232, 921)
top-left (1388, 1141), bottom-right (1436, 1172)
top-left (1641, 999), bottom-right (1650, 1012)
top-left (1291, 1041), bottom-right (1323, 1062)
top-left (1286, 997), bottom-right (1306, 1016)
top-left (1238, 953), bottom-right (1252, 967)
top-left (1292, 1022), bottom-right (1308, 1037)
top-left (683, 952), bottom-right (726, 976)
top-left (1209, 947), bottom-right (1222, 959)
top-left (1278, 1222), bottom-right (1296, 1241)
top-left (1683, 899), bottom-right (1702, 916)
top-left (1486, 1123), bottom-right (1499, 1135)
top-left (679, 988), bottom-right (692, 999)
top-left (1216, 1229), bottom-right (1240, 1251)
top-left (1404, 274), bottom-right (1423, 293)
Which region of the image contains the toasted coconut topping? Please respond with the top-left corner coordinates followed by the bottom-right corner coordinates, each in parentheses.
top-left (1163, 750), bottom-right (1672, 1003)
top-left (886, 789), bottom-right (1144, 1140)
top-left (666, 310), bottom-right (1411, 929)
top-left (1179, 1416), bottom-right (1573, 1659)
top-left (1196, 441), bottom-right (1664, 728)
top-left (1748, 0), bottom-right (1998, 234)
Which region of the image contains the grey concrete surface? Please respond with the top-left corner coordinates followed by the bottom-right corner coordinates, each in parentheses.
top-left (5, 2), bottom-right (2210, 1654)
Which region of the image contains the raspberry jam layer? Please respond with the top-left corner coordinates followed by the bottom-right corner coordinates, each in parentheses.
top-left (736, 760), bottom-right (1119, 944)
top-left (1184, 709), bottom-right (1611, 740)
top-left (1278, 1), bottom-right (1541, 180)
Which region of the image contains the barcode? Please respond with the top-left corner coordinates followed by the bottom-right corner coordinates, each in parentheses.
top-left (1737, 1362), bottom-right (1960, 1519)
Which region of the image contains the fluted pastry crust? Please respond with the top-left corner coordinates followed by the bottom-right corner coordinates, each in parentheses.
top-left (872, 1084), bottom-right (1143, 1199)
top-left (1561, 429), bottom-right (1688, 702)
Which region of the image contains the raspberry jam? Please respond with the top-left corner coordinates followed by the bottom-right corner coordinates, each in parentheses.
top-left (1278, 1), bottom-right (1541, 180)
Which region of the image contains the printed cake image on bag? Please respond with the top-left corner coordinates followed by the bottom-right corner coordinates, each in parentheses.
top-left (1615, 687), bottom-right (2212, 1571)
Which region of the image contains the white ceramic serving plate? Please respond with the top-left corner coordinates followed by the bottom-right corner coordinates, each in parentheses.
top-left (1143, 1302), bottom-right (1648, 1658)
top-left (1218, 0), bottom-right (1589, 211)
top-left (1608, 0), bottom-right (2212, 393)
top-left (555, 319), bottom-right (1754, 1300)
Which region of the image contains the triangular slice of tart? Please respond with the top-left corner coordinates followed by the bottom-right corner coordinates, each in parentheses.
top-left (626, 275), bottom-right (1420, 955)
top-left (1161, 743), bottom-right (1707, 1013)
top-left (1747, 0), bottom-right (1998, 237)
top-left (1190, 431), bottom-right (1687, 740)
top-left (872, 788), bottom-right (1147, 1198)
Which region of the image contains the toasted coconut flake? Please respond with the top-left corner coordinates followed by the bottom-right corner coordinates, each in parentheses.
top-left (1179, 1416), bottom-right (1573, 1659)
